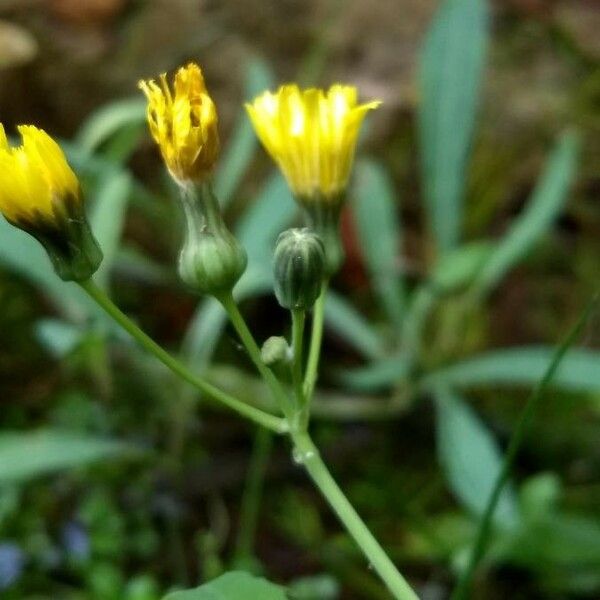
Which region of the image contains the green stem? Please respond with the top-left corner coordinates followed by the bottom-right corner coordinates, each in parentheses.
top-left (291, 308), bottom-right (306, 409)
top-left (303, 280), bottom-right (328, 400)
top-left (218, 292), bottom-right (295, 420)
top-left (234, 428), bottom-right (273, 564)
top-left (291, 431), bottom-right (419, 600)
top-left (78, 279), bottom-right (287, 434)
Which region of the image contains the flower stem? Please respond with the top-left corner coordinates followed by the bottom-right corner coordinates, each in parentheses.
top-left (291, 308), bottom-right (306, 410)
top-left (303, 280), bottom-right (328, 399)
top-left (291, 431), bottom-right (419, 600)
top-left (78, 279), bottom-right (287, 434)
top-left (217, 292), bottom-right (295, 420)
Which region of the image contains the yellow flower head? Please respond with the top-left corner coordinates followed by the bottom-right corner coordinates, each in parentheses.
top-left (139, 63), bottom-right (220, 184)
top-left (0, 124), bottom-right (81, 228)
top-left (246, 84), bottom-right (380, 200)
top-left (0, 124), bottom-right (102, 281)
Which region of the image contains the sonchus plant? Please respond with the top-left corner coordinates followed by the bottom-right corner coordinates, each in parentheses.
top-left (0, 63), bottom-right (417, 599)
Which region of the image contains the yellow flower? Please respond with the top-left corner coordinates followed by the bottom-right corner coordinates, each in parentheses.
top-left (246, 84), bottom-right (380, 200)
top-left (0, 124), bottom-right (81, 228)
top-left (0, 124), bottom-right (102, 281)
top-left (139, 63), bottom-right (220, 184)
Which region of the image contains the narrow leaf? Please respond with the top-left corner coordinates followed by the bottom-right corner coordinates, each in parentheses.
top-left (423, 346), bottom-right (600, 394)
top-left (0, 218), bottom-right (89, 322)
top-left (435, 388), bottom-right (520, 528)
top-left (90, 172), bottom-right (132, 290)
top-left (214, 58), bottom-right (275, 208)
top-left (0, 429), bottom-right (137, 484)
top-left (474, 132), bottom-right (580, 295)
top-left (335, 354), bottom-right (409, 391)
top-left (75, 97), bottom-right (146, 154)
top-left (419, 0), bottom-right (489, 253)
top-left (324, 292), bottom-right (385, 360)
top-left (352, 159), bottom-right (405, 327)
top-left (235, 172), bottom-right (296, 264)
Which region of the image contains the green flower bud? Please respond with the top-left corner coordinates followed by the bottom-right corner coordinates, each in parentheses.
top-left (178, 227), bottom-right (247, 296)
top-left (273, 228), bottom-right (325, 310)
top-left (261, 336), bottom-right (291, 366)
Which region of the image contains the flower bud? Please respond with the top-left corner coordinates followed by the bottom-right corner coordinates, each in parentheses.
top-left (261, 336), bottom-right (291, 367)
top-left (178, 226), bottom-right (247, 297)
top-left (273, 228), bottom-right (325, 310)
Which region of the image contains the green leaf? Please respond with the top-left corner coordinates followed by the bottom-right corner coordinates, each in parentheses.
top-left (0, 429), bottom-right (137, 484)
top-left (35, 318), bottom-right (85, 357)
top-left (0, 217), bottom-right (90, 321)
top-left (163, 571), bottom-right (286, 600)
top-left (75, 97), bottom-right (147, 155)
top-left (90, 171), bottom-right (133, 290)
top-left (235, 171), bottom-right (296, 264)
top-left (473, 132), bottom-right (580, 295)
top-left (288, 574), bottom-right (340, 599)
top-left (214, 58), bottom-right (275, 208)
top-left (429, 241), bottom-right (493, 294)
top-left (352, 159), bottom-right (405, 327)
top-left (335, 354), bottom-right (409, 391)
top-left (423, 346), bottom-right (600, 393)
top-left (418, 0), bottom-right (489, 253)
top-left (435, 388), bottom-right (520, 528)
top-left (324, 292), bottom-right (385, 360)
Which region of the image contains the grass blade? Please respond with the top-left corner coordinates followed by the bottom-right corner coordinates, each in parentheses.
top-left (451, 294), bottom-right (598, 599)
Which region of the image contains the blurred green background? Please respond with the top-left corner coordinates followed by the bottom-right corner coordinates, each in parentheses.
top-left (0, 1), bottom-right (599, 599)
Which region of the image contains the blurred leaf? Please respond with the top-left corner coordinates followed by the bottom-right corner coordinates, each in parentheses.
top-left (352, 159), bottom-right (405, 327)
top-left (35, 318), bottom-right (84, 357)
top-left (90, 171), bottom-right (133, 290)
top-left (0, 217), bottom-right (90, 321)
top-left (215, 58), bottom-right (275, 208)
top-left (102, 123), bottom-right (146, 163)
top-left (324, 292), bottom-right (385, 360)
top-left (288, 574), bottom-right (340, 599)
top-left (507, 514), bottom-right (600, 573)
top-left (75, 97), bottom-right (147, 155)
top-left (418, 0), bottom-right (489, 253)
top-left (423, 346), bottom-right (600, 393)
top-left (429, 241), bottom-right (493, 294)
top-left (335, 354), bottom-right (409, 391)
top-left (113, 245), bottom-right (172, 285)
top-left (519, 473), bottom-right (561, 521)
top-left (163, 571), bottom-right (286, 600)
top-left (0, 429), bottom-right (137, 484)
top-left (235, 171), bottom-right (296, 265)
top-left (435, 388), bottom-right (520, 528)
top-left (473, 132), bottom-right (580, 295)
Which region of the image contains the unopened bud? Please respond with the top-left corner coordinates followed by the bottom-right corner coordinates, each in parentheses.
top-left (273, 228), bottom-right (325, 310)
top-left (261, 336), bottom-right (290, 366)
top-left (178, 227), bottom-right (247, 296)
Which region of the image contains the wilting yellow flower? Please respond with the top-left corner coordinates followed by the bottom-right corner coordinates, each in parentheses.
top-left (246, 84), bottom-right (380, 200)
top-left (0, 124), bottom-right (81, 228)
top-left (139, 63), bottom-right (219, 184)
top-left (0, 124), bottom-right (102, 281)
